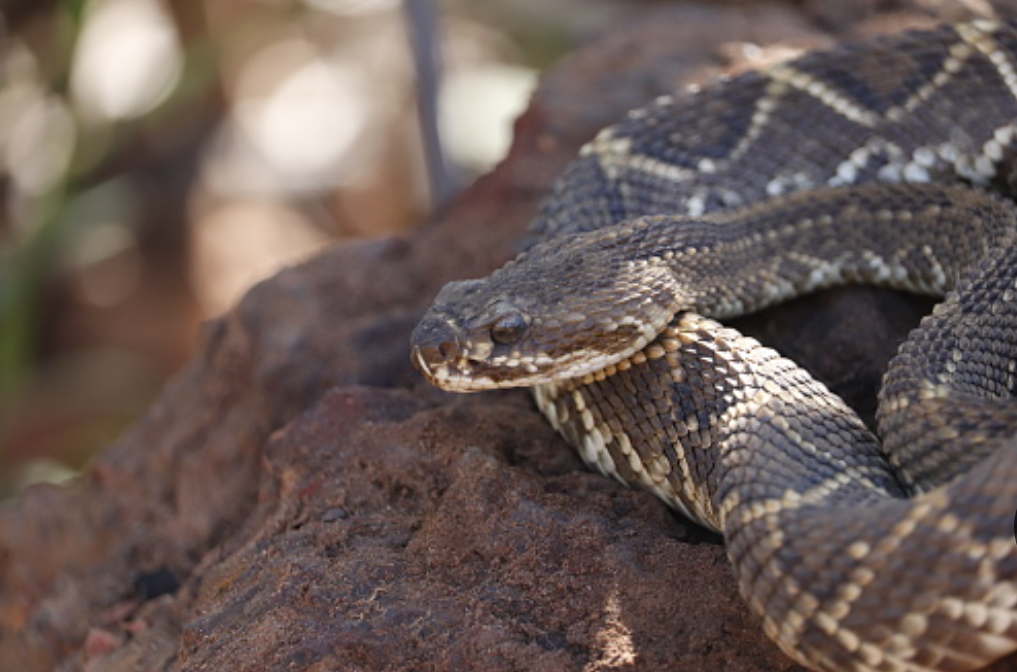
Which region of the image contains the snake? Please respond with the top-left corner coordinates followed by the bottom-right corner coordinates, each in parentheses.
top-left (409, 20), bottom-right (1017, 672)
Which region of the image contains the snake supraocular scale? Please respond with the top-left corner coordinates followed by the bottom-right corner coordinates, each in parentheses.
top-left (410, 20), bottom-right (1017, 672)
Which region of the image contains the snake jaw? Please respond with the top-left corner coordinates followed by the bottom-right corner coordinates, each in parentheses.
top-left (411, 347), bottom-right (497, 392)
top-left (410, 315), bottom-right (549, 392)
top-left (411, 304), bottom-right (673, 391)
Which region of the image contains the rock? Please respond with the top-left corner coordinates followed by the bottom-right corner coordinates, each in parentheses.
top-left (174, 386), bottom-right (791, 671)
top-left (2, 3), bottom-right (1015, 672)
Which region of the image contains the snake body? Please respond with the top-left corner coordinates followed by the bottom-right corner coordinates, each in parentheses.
top-left (411, 21), bottom-right (1017, 671)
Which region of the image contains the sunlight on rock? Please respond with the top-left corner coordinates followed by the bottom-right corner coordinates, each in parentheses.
top-left (71, 0), bottom-right (183, 122)
top-left (189, 199), bottom-right (331, 315)
top-left (585, 592), bottom-right (638, 670)
top-left (440, 63), bottom-right (536, 171)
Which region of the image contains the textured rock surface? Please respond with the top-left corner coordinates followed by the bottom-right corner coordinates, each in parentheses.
top-left (3, 2), bottom-right (1017, 671)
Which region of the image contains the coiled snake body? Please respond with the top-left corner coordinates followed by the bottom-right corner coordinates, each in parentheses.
top-left (411, 21), bottom-right (1017, 671)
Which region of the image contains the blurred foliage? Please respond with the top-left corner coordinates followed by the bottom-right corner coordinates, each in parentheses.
top-left (0, 0), bottom-right (649, 498)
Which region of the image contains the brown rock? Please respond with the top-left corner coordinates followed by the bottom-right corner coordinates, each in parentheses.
top-left (176, 387), bottom-right (792, 671)
top-left (3, 3), bottom-right (1016, 672)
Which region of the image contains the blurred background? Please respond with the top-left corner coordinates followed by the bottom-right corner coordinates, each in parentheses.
top-left (0, 0), bottom-right (664, 498)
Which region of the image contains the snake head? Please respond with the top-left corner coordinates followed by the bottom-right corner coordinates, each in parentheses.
top-left (410, 224), bottom-right (685, 392)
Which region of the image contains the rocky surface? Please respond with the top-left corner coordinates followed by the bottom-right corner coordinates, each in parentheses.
top-left (3, 2), bottom-right (1017, 671)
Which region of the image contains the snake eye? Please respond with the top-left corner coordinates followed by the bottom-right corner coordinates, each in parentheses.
top-left (490, 311), bottom-right (529, 345)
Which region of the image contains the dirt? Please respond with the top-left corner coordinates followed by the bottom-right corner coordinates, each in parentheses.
top-left (3, 2), bottom-right (1017, 671)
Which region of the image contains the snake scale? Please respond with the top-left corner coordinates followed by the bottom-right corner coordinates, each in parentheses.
top-left (410, 20), bottom-right (1017, 672)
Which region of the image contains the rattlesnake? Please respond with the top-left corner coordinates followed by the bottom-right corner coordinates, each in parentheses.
top-left (411, 20), bottom-right (1017, 672)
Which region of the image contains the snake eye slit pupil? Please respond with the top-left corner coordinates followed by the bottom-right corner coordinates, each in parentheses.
top-left (490, 312), bottom-right (529, 345)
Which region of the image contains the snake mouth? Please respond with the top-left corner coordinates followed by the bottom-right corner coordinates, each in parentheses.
top-left (411, 337), bottom-right (657, 392)
top-left (410, 335), bottom-right (558, 391)
top-left (410, 343), bottom-right (499, 392)
top-left (411, 345), bottom-right (432, 377)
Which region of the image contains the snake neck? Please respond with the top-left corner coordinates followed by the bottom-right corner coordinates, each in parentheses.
top-left (531, 312), bottom-right (906, 533)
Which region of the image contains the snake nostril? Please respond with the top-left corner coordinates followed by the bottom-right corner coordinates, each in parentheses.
top-left (438, 341), bottom-right (459, 360)
top-left (415, 342), bottom-right (460, 365)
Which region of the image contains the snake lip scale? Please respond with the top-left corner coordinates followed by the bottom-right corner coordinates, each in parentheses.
top-left (412, 19), bottom-right (1017, 672)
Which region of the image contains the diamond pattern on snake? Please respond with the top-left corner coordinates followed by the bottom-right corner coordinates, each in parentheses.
top-left (411, 20), bottom-right (1017, 672)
